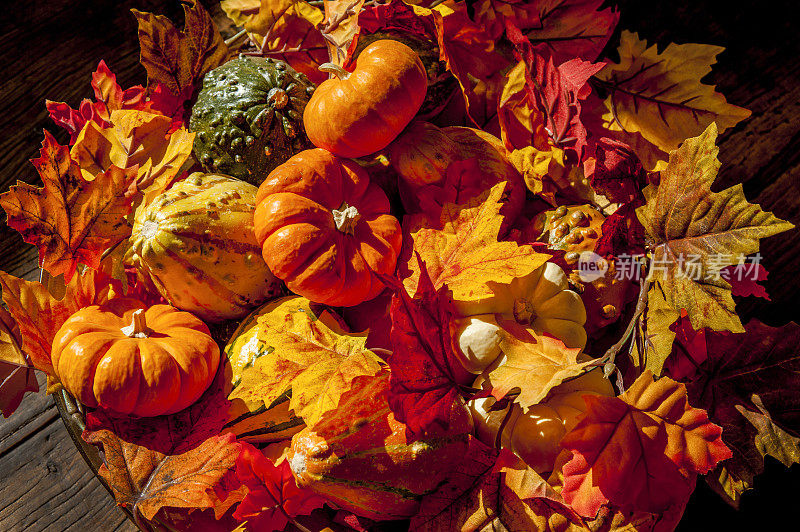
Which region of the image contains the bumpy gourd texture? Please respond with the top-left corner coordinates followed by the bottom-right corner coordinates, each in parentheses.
top-left (51, 298), bottom-right (220, 417)
top-left (190, 55), bottom-right (315, 185)
top-left (131, 173), bottom-right (282, 322)
top-left (254, 149), bottom-right (402, 307)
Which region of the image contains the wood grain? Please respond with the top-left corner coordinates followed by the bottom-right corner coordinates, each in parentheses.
top-left (0, 0), bottom-right (798, 530)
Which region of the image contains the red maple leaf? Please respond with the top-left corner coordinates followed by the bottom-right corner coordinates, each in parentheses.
top-left (383, 254), bottom-right (474, 436)
top-left (505, 19), bottom-right (605, 160)
top-left (593, 200), bottom-right (646, 258)
top-left (46, 60), bottom-right (150, 144)
top-left (232, 442), bottom-right (326, 531)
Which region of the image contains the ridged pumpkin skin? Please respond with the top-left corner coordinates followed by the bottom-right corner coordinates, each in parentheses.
top-left (303, 40), bottom-right (427, 158)
top-left (254, 149), bottom-right (402, 307)
top-left (222, 299), bottom-right (306, 442)
top-left (469, 368), bottom-right (614, 473)
top-left (190, 55), bottom-right (315, 185)
top-left (288, 373), bottom-right (472, 520)
top-left (51, 298), bottom-right (220, 417)
top-left (131, 173), bottom-right (282, 322)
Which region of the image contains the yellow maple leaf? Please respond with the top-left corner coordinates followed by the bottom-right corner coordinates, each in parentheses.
top-left (637, 123), bottom-right (794, 336)
top-left (404, 182), bottom-right (551, 302)
top-left (486, 327), bottom-right (593, 411)
top-left (71, 109), bottom-right (194, 207)
top-left (227, 296), bottom-right (384, 427)
top-left (595, 31), bottom-right (751, 154)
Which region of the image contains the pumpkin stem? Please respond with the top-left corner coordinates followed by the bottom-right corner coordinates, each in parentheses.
top-left (121, 309), bottom-right (150, 338)
top-left (318, 62), bottom-right (351, 81)
top-left (332, 201), bottom-right (361, 235)
top-left (512, 298), bottom-right (537, 325)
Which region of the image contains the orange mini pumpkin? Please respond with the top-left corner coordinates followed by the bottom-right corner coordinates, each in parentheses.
top-left (254, 149), bottom-right (402, 307)
top-left (303, 40), bottom-right (427, 158)
top-left (51, 298), bottom-right (220, 417)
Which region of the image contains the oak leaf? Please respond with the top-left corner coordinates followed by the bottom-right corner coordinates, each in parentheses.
top-left (561, 371), bottom-right (730, 517)
top-left (0, 132), bottom-right (137, 281)
top-left (132, 0), bottom-right (229, 96)
top-left (486, 325), bottom-right (593, 411)
top-left (0, 307), bottom-right (38, 417)
top-left (222, 0), bottom-right (328, 84)
top-left (83, 402), bottom-right (244, 522)
top-left (385, 258), bottom-right (473, 435)
top-left (232, 442), bottom-right (326, 531)
top-left (226, 296), bottom-right (384, 427)
top-left (594, 31), bottom-right (751, 154)
top-left (71, 109), bottom-right (194, 208)
top-left (636, 123), bottom-right (793, 336)
top-left (403, 182), bottom-right (551, 303)
top-left (682, 320), bottom-right (800, 505)
top-left (0, 269), bottom-right (119, 375)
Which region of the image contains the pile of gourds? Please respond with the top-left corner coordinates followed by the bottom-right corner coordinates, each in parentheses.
top-left (49, 39), bottom-right (627, 520)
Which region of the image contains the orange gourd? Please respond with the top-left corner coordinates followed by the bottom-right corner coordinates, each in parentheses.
top-left (51, 298), bottom-right (220, 417)
top-left (254, 149), bottom-right (402, 307)
top-left (303, 40), bottom-right (427, 158)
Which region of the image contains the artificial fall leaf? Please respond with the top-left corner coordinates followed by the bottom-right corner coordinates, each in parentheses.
top-left (0, 132), bottom-right (137, 281)
top-left (227, 296), bottom-right (384, 427)
top-left (561, 371), bottom-right (730, 517)
top-left (385, 258), bottom-right (474, 435)
top-left (46, 60), bottom-right (150, 144)
top-left (222, 0), bottom-right (328, 84)
top-left (433, 3), bottom-right (509, 132)
top-left (403, 182), bottom-right (551, 303)
top-left (524, 0), bottom-right (619, 64)
top-left (72, 109), bottom-right (194, 201)
top-left (636, 123), bottom-right (794, 335)
top-left (0, 268), bottom-right (119, 375)
top-left (233, 442), bottom-right (326, 532)
top-left (723, 263), bottom-right (770, 300)
top-left (498, 61), bottom-right (549, 153)
top-left (594, 31), bottom-right (751, 154)
top-left (132, 0), bottom-right (229, 97)
top-left (584, 138), bottom-right (647, 204)
top-left (486, 324), bottom-right (593, 411)
top-left (0, 307), bottom-right (38, 417)
top-left (593, 199), bottom-right (646, 259)
top-left (472, 0), bottom-right (540, 41)
top-left (681, 320), bottom-right (800, 505)
top-left (506, 19), bottom-right (605, 158)
top-left (321, 0), bottom-right (365, 65)
top-left (662, 310), bottom-right (707, 382)
top-left (83, 404), bottom-right (244, 522)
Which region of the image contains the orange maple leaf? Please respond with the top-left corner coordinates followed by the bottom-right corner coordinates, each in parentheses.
top-left (403, 182), bottom-right (551, 303)
top-left (561, 371), bottom-right (731, 517)
top-left (0, 306), bottom-right (38, 417)
top-left (0, 132), bottom-right (137, 281)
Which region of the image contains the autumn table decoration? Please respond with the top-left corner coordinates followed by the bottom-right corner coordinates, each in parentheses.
top-left (0, 0), bottom-right (796, 530)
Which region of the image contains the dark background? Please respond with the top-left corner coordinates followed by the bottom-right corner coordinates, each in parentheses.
top-left (1, 0), bottom-right (799, 529)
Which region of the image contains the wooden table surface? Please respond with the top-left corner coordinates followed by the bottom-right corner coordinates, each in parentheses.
top-left (1, 1), bottom-right (799, 530)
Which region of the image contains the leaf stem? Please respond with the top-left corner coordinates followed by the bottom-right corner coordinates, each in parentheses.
top-left (597, 274), bottom-right (651, 369)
